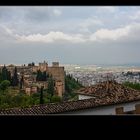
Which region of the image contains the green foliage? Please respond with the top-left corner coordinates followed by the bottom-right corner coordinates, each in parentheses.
top-left (1, 65), bottom-right (7, 81)
top-left (42, 71), bottom-right (47, 81)
top-left (36, 70), bottom-right (49, 81)
top-left (64, 74), bottom-right (83, 101)
top-left (63, 92), bottom-right (78, 101)
top-left (7, 71), bottom-right (12, 82)
top-left (40, 86), bottom-right (44, 104)
top-left (36, 70), bottom-right (42, 81)
top-left (28, 62), bottom-right (35, 66)
top-left (0, 80), bottom-right (10, 91)
top-left (32, 72), bottom-right (37, 75)
top-left (47, 75), bottom-right (55, 97)
top-left (44, 98), bottom-right (50, 103)
top-left (0, 89), bottom-right (62, 109)
top-left (0, 103), bottom-right (10, 109)
top-left (0, 71), bottom-right (83, 109)
top-left (11, 67), bottom-right (19, 87)
top-left (65, 74), bottom-right (83, 92)
top-left (0, 92), bottom-right (37, 109)
top-left (1, 65), bottom-right (11, 82)
top-left (19, 75), bottom-right (24, 89)
top-left (123, 81), bottom-right (140, 90)
top-left (68, 94), bottom-right (78, 101)
top-left (51, 95), bottom-right (62, 103)
top-left (0, 72), bottom-right (2, 83)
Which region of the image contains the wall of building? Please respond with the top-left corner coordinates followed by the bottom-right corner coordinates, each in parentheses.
top-left (55, 81), bottom-right (63, 97)
top-left (78, 95), bottom-right (95, 100)
top-left (116, 103), bottom-right (140, 114)
top-left (25, 86), bottom-right (38, 95)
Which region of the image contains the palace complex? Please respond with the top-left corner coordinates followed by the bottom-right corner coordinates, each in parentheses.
top-left (0, 61), bottom-right (65, 97)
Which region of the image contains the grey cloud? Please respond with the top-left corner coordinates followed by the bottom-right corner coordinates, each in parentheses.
top-left (0, 7), bottom-right (53, 24)
top-left (0, 25), bottom-right (17, 42)
top-left (23, 7), bottom-right (51, 23)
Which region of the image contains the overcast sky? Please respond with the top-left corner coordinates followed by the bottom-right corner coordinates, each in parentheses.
top-left (0, 6), bottom-right (140, 65)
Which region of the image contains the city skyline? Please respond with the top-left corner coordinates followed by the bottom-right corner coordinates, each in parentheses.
top-left (0, 6), bottom-right (140, 65)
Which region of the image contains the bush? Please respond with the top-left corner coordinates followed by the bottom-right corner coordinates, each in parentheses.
top-left (44, 98), bottom-right (50, 103)
top-left (0, 103), bottom-right (10, 109)
top-left (123, 82), bottom-right (140, 90)
top-left (0, 80), bottom-right (10, 91)
top-left (51, 95), bottom-right (62, 103)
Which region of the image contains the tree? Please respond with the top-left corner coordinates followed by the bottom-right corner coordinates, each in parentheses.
top-left (65, 77), bottom-right (72, 93)
top-left (7, 71), bottom-right (11, 82)
top-left (65, 74), bottom-right (83, 92)
top-left (36, 70), bottom-right (42, 81)
top-left (47, 75), bottom-right (55, 100)
top-left (36, 70), bottom-right (48, 81)
top-left (0, 71), bottom-right (2, 83)
top-left (51, 95), bottom-right (62, 103)
top-left (1, 65), bottom-right (11, 82)
top-left (32, 62), bottom-right (35, 66)
top-left (1, 65), bottom-right (8, 81)
top-left (0, 80), bottom-right (10, 92)
top-left (11, 67), bottom-right (19, 87)
top-left (42, 71), bottom-right (47, 81)
top-left (28, 62), bottom-right (35, 66)
top-left (19, 75), bottom-right (24, 89)
top-left (40, 86), bottom-right (44, 104)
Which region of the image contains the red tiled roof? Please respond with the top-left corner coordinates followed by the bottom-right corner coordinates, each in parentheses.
top-left (76, 81), bottom-right (140, 97)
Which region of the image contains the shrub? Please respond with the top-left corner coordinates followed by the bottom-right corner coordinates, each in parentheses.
top-left (51, 95), bottom-right (62, 103)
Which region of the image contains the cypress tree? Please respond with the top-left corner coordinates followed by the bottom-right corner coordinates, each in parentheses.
top-left (7, 71), bottom-right (11, 82)
top-left (0, 71), bottom-right (2, 82)
top-left (42, 71), bottom-right (47, 81)
top-left (40, 86), bottom-right (44, 104)
top-left (36, 70), bottom-right (47, 81)
top-left (47, 75), bottom-right (55, 97)
top-left (11, 67), bottom-right (19, 87)
top-left (1, 65), bottom-right (12, 83)
top-left (36, 70), bottom-right (42, 81)
top-left (19, 75), bottom-right (24, 89)
top-left (2, 65), bottom-right (7, 81)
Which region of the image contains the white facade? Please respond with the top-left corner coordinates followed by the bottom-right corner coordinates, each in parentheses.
top-left (78, 94), bottom-right (94, 100)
